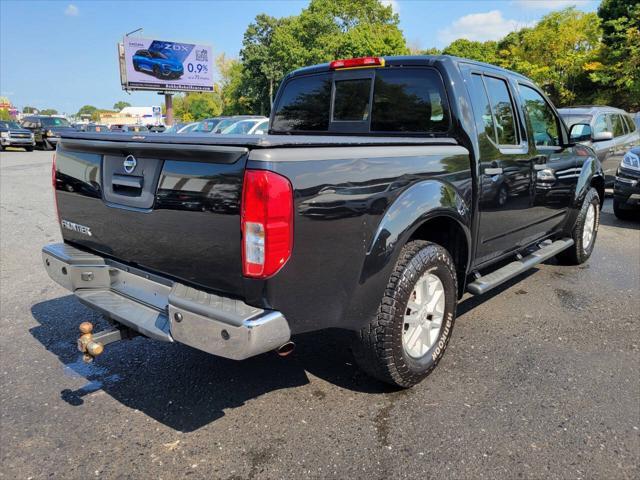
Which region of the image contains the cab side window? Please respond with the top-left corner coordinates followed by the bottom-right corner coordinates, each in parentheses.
top-left (519, 85), bottom-right (560, 147)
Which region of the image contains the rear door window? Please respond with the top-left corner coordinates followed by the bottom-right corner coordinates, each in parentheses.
top-left (468, 73), bottom-right (496, 141)
top-left (483, 76), bottom-right (518, 145)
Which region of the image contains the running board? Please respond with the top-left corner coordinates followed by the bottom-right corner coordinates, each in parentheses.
top-left (467, 238), bottom-right (574, 295)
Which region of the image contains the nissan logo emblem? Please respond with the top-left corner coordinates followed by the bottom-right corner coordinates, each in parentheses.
top-left (123, 155), bottom-right (137, 174)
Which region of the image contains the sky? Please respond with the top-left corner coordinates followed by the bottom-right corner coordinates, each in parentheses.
top-left (0, 0), bottom-right (598, 115)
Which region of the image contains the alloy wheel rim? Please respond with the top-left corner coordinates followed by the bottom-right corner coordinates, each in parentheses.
top-left (582, 203), bottom-right (596, 251)
top-left (402, 273), bottom-right (445, 359)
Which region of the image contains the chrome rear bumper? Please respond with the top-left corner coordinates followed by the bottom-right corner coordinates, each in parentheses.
top-left (42, 243), bottom-right (290, 360)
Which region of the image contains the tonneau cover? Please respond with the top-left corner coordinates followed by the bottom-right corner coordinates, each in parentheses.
top-left (60, 131), bottom-right (458, 149)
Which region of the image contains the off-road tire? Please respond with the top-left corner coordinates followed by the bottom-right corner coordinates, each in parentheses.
top-left (556, 187), bottom-right (600, 265)
top-left (352, 241), bottom-right (458, 388)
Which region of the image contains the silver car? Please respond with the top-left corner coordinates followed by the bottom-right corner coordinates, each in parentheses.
top-left (560, 106), bottom-right (640, 186)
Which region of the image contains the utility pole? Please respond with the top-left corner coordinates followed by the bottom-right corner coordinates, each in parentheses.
top-left (165, 93), bottom-right (174, 126)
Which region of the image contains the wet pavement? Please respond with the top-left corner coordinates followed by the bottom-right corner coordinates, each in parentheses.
top-left (1, 150), bottom-right (639, 479)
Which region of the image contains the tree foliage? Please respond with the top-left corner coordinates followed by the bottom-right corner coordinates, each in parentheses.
top-left (22, 106), bottom-right (37, 114)
top-left (587, 0), bottom-right (640, 109)
top-left (113, 101), bottom-right (131, 111)
top-left (233, 0), bottom-right (408, 115)
top-left (496, 8), bottom-right (601, 105)
top-left (443, 39), bottom-right (498, 64)
top-left (77, 105), bottom-right (98, 118)
top-left (173, 91), bottom-right (223, 121)
top-left (40, 108), bottom-right (58, 115)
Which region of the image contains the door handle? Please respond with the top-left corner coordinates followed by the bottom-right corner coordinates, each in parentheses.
top-left (485, 167), bottom-right (503, 175)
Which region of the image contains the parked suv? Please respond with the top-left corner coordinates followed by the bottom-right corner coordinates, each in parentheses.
top-left (0, 120), bottom-right (34, 151)
top-left (613, 146), bottom-right (640, 219)
top-left (43, 55), bottom-right (605, 388)
top-left (21, 116), bottom-right (73, 150)
top-left (132, 49), bottom-right (183, 79)
top-left (559, 106), bottom-right (639, 186)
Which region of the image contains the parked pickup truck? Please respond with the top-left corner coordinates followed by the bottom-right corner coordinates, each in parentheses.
top-left (43, 56), bottom-right (604, 387)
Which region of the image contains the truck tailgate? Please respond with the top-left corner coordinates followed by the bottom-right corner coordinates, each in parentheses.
top-left (54, 137), bottom-right (249, 296)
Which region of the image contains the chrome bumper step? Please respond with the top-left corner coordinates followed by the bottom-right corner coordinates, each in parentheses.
top-left (42, 243), bottom-right (291, 360)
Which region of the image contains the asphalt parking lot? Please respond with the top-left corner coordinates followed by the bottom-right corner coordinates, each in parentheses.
top-left (1, 149), bottom-right (638, 479)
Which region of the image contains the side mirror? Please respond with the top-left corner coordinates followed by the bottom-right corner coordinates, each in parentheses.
top-left (592, 131), bottom-right (614, 142)
top-left (569, 123), bottom-right (592, 143)
top-left (254, 130), bottom-right (265, 135)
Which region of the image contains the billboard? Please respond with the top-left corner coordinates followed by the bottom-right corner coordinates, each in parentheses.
top-left (121, 37), bottom-right (213, 92)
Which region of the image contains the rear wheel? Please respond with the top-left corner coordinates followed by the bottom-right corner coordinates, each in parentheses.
top-left (25, 147), bottom-right (33, 152)
top-left (352, 240), bottom-right (458, 388)
top-left (557, 187), bottom-right (600, 265)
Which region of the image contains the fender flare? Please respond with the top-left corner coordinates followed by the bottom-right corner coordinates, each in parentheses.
top-left (343, 179), bottom-right (472, 331)
top-left (565, 154), bottom-right (604, 233)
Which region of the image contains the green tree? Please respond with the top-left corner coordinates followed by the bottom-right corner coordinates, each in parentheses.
top-left (217, 54), bottom-right (251, 115)
top-left (236, 0), bottom-right (408, 115)
top-left (239, 14), bottom-right (288, 115)
top-left (443, 39), bottom-right (498, 64)
top-left (113, 101), bottom-right (131, 111)
top-left (22, 106), bottom-right (37, 114)
top-left (174, 92), bottom-right (223, 121)
top-left (39, 108), bottom-right (58, 115)
top-left (496, 8), bottom-right (601, 105)
top-left (77, 105), bottom-right (98, 118)
top-left (587, 0), bottom-right (640, 109)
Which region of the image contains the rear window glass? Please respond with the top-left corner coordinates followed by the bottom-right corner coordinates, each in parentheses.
top-left (272, 67), bottom-right (450, 134)
top-left (371, 68), bottom-right (449, 133)
top-left (271, 74), bottom-right (331, 132)
top-left (333, 79), bottom-right (371, 121)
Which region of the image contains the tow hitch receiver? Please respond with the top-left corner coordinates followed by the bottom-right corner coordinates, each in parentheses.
top-left (77, 322), bottom-right (136, 363)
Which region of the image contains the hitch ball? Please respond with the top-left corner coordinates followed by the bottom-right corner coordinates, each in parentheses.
top-left (77, 322), bottom-right (105, 363)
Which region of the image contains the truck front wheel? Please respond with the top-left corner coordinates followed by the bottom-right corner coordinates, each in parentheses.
top-left (556, 187), bottom-right (600, 265)
top-left (352, 240), bottom-right (458, 388)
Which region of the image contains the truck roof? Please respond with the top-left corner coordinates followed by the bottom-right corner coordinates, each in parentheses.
top-left (287, 55), bottom-right (534, 84)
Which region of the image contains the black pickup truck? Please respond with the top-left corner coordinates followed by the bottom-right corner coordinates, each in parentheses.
top-left (42, 56), bottom-right (604, 387)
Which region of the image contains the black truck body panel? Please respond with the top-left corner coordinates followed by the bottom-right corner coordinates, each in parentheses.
top-left (52, 55), bottom-right (604, 336)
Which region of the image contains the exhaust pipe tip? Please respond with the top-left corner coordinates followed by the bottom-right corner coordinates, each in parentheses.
top-left (275, 341), bottom-right (295, 357)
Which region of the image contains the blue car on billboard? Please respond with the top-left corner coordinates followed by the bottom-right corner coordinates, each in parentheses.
top-left (132, 49), bottom-right (184, 79)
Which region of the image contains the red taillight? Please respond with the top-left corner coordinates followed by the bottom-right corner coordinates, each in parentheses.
top-left (52, 153), bottom-right (60, 221)
top-left (241, 169), bottom-right (293, 278)
top-left (329, 56), bottom-right (385, 70)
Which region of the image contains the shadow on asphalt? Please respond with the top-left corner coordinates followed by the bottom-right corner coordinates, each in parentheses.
top-left (30, 296), bottom-right (395, 432)
top-left (599, 208), bottom-right (639, 230)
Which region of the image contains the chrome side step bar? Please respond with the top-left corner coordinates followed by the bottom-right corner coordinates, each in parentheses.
top-left (467, 238), bottom-right (574, 295)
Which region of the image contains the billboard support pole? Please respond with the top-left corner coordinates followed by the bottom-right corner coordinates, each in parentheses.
top-left (165, 93), bottom-right (174, 126)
